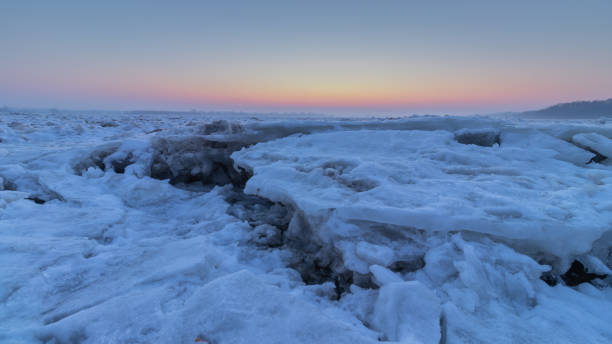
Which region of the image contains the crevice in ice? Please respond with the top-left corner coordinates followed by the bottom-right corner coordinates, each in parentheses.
top-left (224, 185), bottom-right (363, 299)
top-left (72, 142), bottom-right (122, 174)
top-left (145, 128), bottom-right (163, 135)
top-left (540, 271), bottom-right (558, 287)
top-left (109, 152), bottom-right (135, 174)
top-left (389, 257), bottom-right (425, 273)
top-left (540, 255), bottom-right (610, 287)
top-left (586, 149), bottom-right (607, 164)
top-left (82, 251), bottom-right (96, 259)
top-left (284, 212), bottom-right (349, 296)
top-left (560, 260), bottom-right (607, 287)
top-left (25, 196), bottom-right (46, 204)
top-left (439, 312), bottom-right (447, 344)
top-left (225, 189), bottom-right (292, 248)
top-left (99, 120), bottom-right (119, 128)
top-left (224, 187), bottom-right (372, 299)
top-left (194, 334), bottom-right (212, 343)
top-left (454, 128), bottom-right (501, 147)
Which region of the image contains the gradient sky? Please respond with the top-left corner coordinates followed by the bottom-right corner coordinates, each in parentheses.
top-left (1, 1), bottom-right (612, 115)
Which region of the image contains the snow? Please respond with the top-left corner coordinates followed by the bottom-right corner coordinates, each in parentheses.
top-left (0, 110), bottom-right (611, 343)
top-left (233, 128), bottom-right (610, 260)
top-left (372, 280), bottom-right (441, 343)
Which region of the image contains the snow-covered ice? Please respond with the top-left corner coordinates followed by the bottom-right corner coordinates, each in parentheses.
top-left (0, 110), bottom-right (611, 343)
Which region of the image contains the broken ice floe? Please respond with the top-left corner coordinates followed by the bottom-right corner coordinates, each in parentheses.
top-left (2, 113), bottom-right (612, 343)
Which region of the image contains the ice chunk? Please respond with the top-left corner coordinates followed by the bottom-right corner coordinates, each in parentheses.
top-left (372, 280), bottom-right (441, 343)
top-left (573, 132), bottom-right (611, 163)
top-left (573, 133), bottom-right (612, 157)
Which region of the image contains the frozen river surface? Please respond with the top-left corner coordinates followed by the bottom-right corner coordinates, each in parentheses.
top-left (1, 111), bottom-right (611, 343)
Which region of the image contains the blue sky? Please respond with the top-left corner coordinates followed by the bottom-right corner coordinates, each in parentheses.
top-left (1, 1), bottom-right (611, 114)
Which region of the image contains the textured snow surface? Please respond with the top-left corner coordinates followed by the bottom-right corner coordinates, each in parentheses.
top-left (1, 111), bottom-right (611, 343)
top-left (233, 128), bottom-right (610, 259)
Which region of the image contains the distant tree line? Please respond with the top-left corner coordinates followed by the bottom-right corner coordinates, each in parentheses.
top-left (522, 98), bottom-right (612, 119)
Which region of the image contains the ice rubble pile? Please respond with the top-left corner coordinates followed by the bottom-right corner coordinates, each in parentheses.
top-left (232, 127), bottom-right (611, 263)
top-left (1, 111), bottom-right (611, 343)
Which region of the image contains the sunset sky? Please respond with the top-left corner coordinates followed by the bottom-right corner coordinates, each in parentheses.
top-left (1, 1), bottom-right (611, 115)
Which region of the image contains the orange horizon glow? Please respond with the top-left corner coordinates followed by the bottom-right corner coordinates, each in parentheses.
top-left (2, 2), bottom-right (612, 114)
top-left (7, 67), bottom-right (598, 112)
top-left (5, 68), bottom-right (611, 114)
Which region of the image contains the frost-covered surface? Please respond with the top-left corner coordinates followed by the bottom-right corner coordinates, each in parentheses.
top-left (1, 110), bottom-right (611, 343)
top-left (233, 128), bottom-right (610, 260)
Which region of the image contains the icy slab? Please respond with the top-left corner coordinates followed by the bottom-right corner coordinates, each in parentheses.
top-left (233, 128), bottom-right (612, 260)
top-left (573, 132), bottom-right (612, 159)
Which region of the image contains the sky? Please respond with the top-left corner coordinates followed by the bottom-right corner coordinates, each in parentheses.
top-left (1, 1), bottom-right (612, 115)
